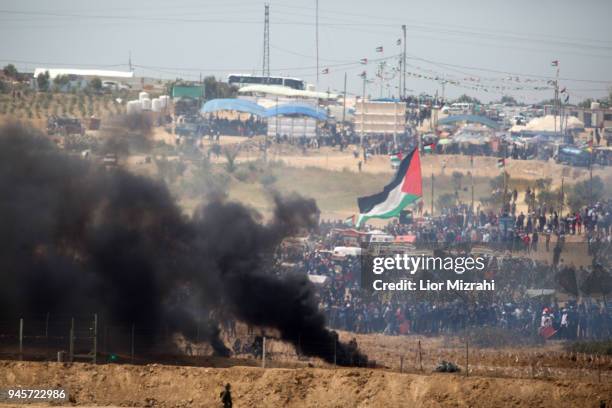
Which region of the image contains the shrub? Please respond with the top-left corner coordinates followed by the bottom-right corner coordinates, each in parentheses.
top-left (459, 327), bottom-right (544, 348)
top-left (566, 340), bottom-right (612, 356)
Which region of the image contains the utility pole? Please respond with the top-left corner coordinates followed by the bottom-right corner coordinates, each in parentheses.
top-left (262, 4), bottom-right (270, 79)
top-left (378, 62), bottom-right (386, 98)
top-left (342, 72), bottom-right (347, 125)
top-left (402, 24), bottom-right (407, 99)
top-left (398, 56), bottom-right (402, 100)
top-left (316, 0), bottom-right (319, 86)
top-left (128, 51), bottom-right (133, 72)
top-left (553, 63), bottom-right (559, 134)
top-left (441, 81), bottom-right (446, 105)
top-left (589, 136), bottom-right (594, 206)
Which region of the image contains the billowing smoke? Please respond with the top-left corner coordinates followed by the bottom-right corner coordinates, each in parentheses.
top-left (0, 124), bottom-right (367, 366)
top-left (101, 112), bottom-right (153, 155)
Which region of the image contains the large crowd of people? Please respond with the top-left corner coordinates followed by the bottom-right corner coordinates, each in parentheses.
top-left (275, 200), bottom-right (612, 342)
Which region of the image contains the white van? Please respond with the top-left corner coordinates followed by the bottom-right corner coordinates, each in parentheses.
top-left (332, 246), bottom-right (362, 259)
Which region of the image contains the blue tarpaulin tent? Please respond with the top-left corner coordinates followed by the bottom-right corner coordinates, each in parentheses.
top-left (201, 99), bottom-right (266, 116)
top-left (263, 104), bottom-right (327, 121)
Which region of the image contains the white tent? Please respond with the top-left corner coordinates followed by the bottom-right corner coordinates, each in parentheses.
top-left (516, 115), bottom-right (584, 132)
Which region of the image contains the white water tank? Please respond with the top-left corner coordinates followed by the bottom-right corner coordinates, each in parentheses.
top-left (591, 101), bottom-right (600, 110)
top-left (151, 98), bottom-right (162, 112)
top-left (159, 95), bottom-right (170, 108)
top-left (139, 91), bottom-right (150, 101)
top-left (141, 98), bottom-right (152, 110)
top-left (126, 100), bottom-right (142, 114)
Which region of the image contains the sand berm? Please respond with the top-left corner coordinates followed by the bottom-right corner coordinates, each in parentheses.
top-left (1, 361), bottom-right (611, 407)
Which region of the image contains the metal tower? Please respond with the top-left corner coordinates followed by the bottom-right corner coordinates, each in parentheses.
top-left (262, 4), bottom-right (270, 79)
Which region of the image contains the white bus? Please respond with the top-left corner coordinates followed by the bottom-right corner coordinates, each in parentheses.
top-left (441, 103), bottom-right (474, 115)
top-left (227, 74), bottom-right (305, 90)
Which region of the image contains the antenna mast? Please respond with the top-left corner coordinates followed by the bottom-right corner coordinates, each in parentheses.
top-left (263, 4), bottom-right (270, 79)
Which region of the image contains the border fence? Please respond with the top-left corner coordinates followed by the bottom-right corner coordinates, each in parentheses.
top-left (0, 315), bottom-right (610, 383)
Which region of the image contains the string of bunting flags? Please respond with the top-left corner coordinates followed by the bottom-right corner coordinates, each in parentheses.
top-left (318, 44), bottom-right (562, 94)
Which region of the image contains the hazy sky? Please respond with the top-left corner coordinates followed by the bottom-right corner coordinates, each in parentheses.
top-left (1, 0), bottom-right (611, 103)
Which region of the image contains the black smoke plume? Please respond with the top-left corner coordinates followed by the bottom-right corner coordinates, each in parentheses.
top-left (101, 112), bottom-right (153, 155)
top-left (0, 124), bottom-right (367, 366)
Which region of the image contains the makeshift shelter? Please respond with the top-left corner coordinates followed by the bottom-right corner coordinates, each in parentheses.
top-left (265, 103), bottom-right (328, 138)
top-left (264, 103), bottom-right (327, 121)
top-left (200, 98), bottom-right (266, 116)
top-left (437, 115), bottom-right (500, 129)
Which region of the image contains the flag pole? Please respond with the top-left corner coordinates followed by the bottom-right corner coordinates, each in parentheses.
top-left (361, 73), bottom-right (366, 148)
top-left (402, 24), bottom-right (407, 100)
top-left (470, 156), bottom-right (474, 216)
top-left (431, 172), bottom-right (434, 217)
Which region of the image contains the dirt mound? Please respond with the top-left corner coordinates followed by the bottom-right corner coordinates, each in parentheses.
top-left (1, 361), bottom-right (610, 407)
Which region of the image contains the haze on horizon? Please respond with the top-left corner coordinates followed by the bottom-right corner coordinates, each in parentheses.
top-left (1, 0), bottom-right (611, 103)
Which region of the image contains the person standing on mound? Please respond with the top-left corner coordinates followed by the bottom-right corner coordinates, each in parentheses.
top-left (220, 383), bottom-right (232, 408)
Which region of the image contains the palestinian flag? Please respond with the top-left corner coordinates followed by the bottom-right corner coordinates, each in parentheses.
top-left (357, 148), bottom-right (422, 227)
top-left (376, 46), bottom-right (383, 52)
top-left (359, 58), bottom-right (368, 65)
top-left (551, 60), bottom-right (559, 67)
top-left (321, 68), bottom-right (329, 74)
top-left (424, 142), bottom-right (436, 153)
top-left (343, 215), bottom-right (356, 227)
top-left (390, 151), bottom-right (402, 167)
top-left (497, 158), bottom-right (505, 168)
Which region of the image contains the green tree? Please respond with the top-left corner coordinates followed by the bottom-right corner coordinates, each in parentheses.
top-left (90, 77), bottom-right (102, 92)
top-left (204, 76), bottom-right (237, 100)
top-left (453, 94), bottom-right (481, 105)
top-left (36, 71), bottom-right (50, 91)
top-left (567, 176), bottom-right (605, 212)
top-left (53, 74), bottom-right (70, 90)
top-left (500, 95), bottom-right (518, 105)
top-left (3, 64), bottom-right (18, 78)
top-left (223, 146), bottom-right (239, 173)
top-left (578, 98), bottom-right (593, 109)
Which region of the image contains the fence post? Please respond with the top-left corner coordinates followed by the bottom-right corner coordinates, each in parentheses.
top-left (19, 318), bottom-right (23, 361)
top-left (92, 314), bottom-right (97, 364)
top-left (465, 338), bottom-right (469, 377)
top-left (69, 317), bottom-right (74, 362)
top-left (131, 324), bottom-right (135, 364)
top-left (45, 312), bottom-right (50, 361)
top-left (261, 336), bottom-right (266, 369)
top-left (333, 339), bottom-right (337, 367)
top-left (400, 355), bottom-right (404, 373)
top-left (418, 340), bottom-right (423, 371)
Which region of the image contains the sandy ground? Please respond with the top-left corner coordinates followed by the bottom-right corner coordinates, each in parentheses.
top-left (203, 140), bottom-right (610, 189)
top-left (1, 360), bottom-right (610, 407)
